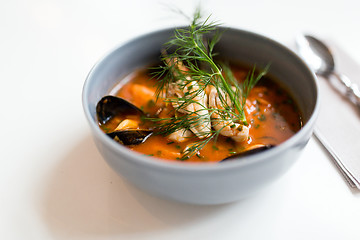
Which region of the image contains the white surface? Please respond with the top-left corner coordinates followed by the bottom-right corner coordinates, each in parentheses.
top-left (1, 0), bottom-right (359, 239)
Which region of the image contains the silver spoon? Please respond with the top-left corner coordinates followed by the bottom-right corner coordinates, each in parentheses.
top-left (296, 35), bottom-right (360, 188)
top-left (296, 34), bottom-right (360, 108)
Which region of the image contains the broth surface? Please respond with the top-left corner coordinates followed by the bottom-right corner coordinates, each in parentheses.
top-left (101, 66), bottom-right (302, 162)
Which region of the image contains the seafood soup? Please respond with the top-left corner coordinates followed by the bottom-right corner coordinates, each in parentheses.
top-left (96, 64), bottom-right (302, 163)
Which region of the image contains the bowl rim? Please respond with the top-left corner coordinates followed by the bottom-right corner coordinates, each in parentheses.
top-left (82, 26), bottom-right (320, 173)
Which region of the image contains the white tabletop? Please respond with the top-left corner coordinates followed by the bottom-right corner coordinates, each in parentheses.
top-left (1, 0), bottom-right (360, 239)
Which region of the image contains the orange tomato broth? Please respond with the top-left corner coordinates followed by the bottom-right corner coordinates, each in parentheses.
top-left (107, 65), bottom-right (302, 163)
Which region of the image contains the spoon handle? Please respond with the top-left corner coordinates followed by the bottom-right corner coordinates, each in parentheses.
top-left (332, 72), bottom-right (360, 108)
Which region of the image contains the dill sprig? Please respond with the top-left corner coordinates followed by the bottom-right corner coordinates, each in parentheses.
top-left (147, 8), bottom-right (269, 160)
top-left (159, 10), bottom-right (244, 120)
top-left (241, 64), bottom-right (270, 109)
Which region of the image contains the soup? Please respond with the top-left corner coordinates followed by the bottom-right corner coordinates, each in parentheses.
top-left (97, 64), bottom-right (302, 163)
top-left (96, 15), bottom-right (302, 163)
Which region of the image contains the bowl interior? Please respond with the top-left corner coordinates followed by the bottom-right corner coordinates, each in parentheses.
top-left (83, 27), bottom-right (317, 131)
top-left (214, 30), bottom-right (317, 122)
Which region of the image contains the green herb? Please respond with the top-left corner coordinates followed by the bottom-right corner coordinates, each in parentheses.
top-left (258, 114), bottom-right (266, 121)
top-left (146, 8), bottom-right (269, 160)
top-left (212, 145), bottom-right (219, 150)
top-left (147, 99), bottom-right (156, 108)
top-left (242, 65), bottom-right (269, 117)
top-left (176, 156), bottom-right (189, 161)
top-left (100, 126), bottom-right (112, 133)
top-left (255, 99), bottom-right (261, 111)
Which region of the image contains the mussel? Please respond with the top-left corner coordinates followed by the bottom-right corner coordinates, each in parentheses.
top-left (96, 95), bottom-right (145, 125)
top-left (220, 144), bottom-right (275, 162)
top-left (108, 130), bottom-right (153, 145)
top-left (96, 95), bottom-right (153, 145)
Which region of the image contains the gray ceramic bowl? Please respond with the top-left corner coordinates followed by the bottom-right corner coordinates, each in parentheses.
top-left (82, 27), bottom-right (319, 205)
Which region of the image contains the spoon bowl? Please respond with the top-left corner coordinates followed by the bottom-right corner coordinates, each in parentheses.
top-left (296, 34), bottom-right (360, 108)
top-left (296, 35), bottom-right (335, 77)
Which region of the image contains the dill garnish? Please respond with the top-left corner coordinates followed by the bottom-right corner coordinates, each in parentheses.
top-left (146, 8), bottom-right (269, 160)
